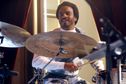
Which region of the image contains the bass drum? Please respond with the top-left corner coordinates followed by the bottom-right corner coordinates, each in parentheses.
top-left (43, 78), bottom-right (68, 84)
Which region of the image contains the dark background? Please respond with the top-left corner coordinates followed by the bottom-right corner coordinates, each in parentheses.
top-left (0, 0), bottom-right (32, 84)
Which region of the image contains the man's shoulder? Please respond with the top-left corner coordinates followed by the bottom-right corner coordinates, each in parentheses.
top-left (52, 28), bottom-right (60, 32)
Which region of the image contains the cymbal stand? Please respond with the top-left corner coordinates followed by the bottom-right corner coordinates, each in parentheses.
top-left (28, 55), bottom-right (57, 84)
top-left (28, 32), bottom-right (66, 84)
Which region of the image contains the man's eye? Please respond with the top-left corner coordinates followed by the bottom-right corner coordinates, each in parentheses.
top-left (59, 13), bottom-right (63, 17)
top-left (66, 12), bottom-right (70, 15)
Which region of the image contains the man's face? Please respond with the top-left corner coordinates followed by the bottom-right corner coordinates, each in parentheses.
top-left (57, 6), bottom-right (77, 30)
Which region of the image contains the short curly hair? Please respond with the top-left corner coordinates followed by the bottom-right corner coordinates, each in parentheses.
top-left (56, 1), bottom-right (79, 24)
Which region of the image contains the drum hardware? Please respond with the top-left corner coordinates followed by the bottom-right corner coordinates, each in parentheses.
top-left (28, 54), bottom-right (60, 84)
top-left (28, 68), bottom-right (45, 84)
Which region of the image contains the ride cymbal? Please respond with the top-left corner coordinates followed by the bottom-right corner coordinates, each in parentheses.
top-left (25, 31), bottom-right (97, 58)
top-left (0, 21), bottom-right (31, 48)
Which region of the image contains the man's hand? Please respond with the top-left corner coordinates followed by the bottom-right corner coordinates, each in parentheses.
top-left (64, 63), bottom-right (78, 72)
top-left (91, 60), bottom-right (105, 72)
top-left (73, 57), bottom-right (84, 67)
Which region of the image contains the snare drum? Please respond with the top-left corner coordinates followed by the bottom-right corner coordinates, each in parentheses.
top-left (43, 78), bottom-right (68, 84)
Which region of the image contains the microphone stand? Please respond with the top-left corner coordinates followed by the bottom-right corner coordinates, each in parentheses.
top-left (85, 0), bottom-right (126, 84)
top-left (28, 31), bottom-right (67, 84)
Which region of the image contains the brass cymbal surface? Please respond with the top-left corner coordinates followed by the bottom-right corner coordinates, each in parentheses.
top-left (25, 31), bottom-right (97, 58)
top-left (0, 21), bottom-right (31, 48)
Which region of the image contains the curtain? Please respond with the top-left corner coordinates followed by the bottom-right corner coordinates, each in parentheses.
top-left (11, 0), bottom-right (33, 84)
top-left (0, 0), bottom-right (33, 84)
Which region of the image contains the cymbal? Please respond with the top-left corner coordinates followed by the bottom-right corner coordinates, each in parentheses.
top-left (0, 21), bottom-right (31, 48)
top-left (25, 31), bottom-right (97, 58)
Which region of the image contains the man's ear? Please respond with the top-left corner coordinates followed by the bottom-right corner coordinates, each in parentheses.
top-left (74, 17), bottom-right (77, 23)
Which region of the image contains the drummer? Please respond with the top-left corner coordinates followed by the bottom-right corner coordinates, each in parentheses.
top-left (32, 1), bottom-right (104, 84)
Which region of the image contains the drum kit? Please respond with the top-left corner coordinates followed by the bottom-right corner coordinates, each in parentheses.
top-left (0, 21), bottom-right (126, 84)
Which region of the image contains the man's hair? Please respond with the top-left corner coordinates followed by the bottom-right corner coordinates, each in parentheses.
top-left (56, 1), bottom-right (79, 24)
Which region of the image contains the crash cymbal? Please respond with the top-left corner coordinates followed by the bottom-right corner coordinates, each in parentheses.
top-left (0, 21), bottom-right (31, 48)
top-left (25, 31), bottom-right (97, 58)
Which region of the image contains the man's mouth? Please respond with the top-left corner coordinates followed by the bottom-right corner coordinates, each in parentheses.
top-left (61, 19), bottom-right (69, 24)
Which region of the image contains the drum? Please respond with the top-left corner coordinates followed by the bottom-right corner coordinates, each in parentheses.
top-left (43, 78), bottom-right (68, 84)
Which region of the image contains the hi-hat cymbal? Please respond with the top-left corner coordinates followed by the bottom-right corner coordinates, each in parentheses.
top-left (25, 31), bottom-right (97, 58)
top-left (0, 21), bottom-right (31, 48)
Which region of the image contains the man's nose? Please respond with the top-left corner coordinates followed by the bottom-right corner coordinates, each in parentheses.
top-left (62, 13), bottom-right (68, 18)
